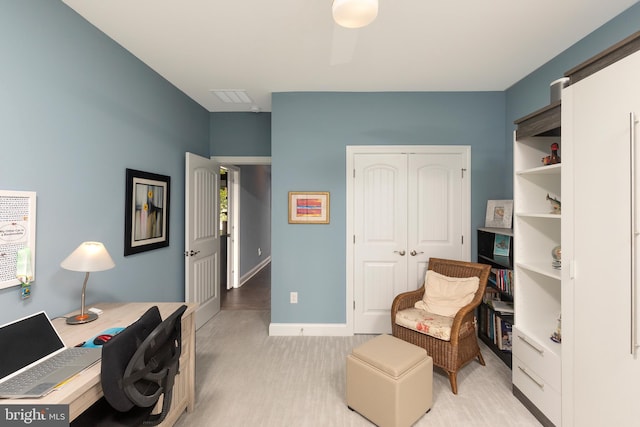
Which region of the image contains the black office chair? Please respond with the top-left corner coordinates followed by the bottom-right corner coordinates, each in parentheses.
top-left (72, 304), bottom-right (187, 427)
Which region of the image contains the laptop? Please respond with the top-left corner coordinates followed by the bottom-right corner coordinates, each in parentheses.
top-left (0, 311), bottom-right (101, 398)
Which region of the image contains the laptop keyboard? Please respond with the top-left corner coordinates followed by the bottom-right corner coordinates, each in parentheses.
top-left (0, 348), bottom-right (92, 394)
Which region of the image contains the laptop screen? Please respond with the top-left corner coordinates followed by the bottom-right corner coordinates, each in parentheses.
top-left (0, 312), bottom-right (65, 380)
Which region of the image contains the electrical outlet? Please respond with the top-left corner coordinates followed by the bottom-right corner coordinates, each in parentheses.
top-left (258, 247), bottom-right (262, 256)
top-left (290, 292), bottom-right (298, 304)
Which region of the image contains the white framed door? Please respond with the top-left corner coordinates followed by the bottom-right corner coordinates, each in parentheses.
top-left (185, 152), bottom-right (220, 330)
top-left (225, 165), bottom-right (240, 289)
top-left (347, 146), bottom-right (470, 334)
top-left (353, 153), bottom-right (408, 334)
top-left (213, 156), bottom-right (271, 292)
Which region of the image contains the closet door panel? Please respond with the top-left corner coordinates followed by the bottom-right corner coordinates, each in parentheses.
top-left (563, 50), bottom-right (640, 427)
top-left (408, 153), bottom-right (465, 287)
top-left (354, 154), bottom-right (408, 333)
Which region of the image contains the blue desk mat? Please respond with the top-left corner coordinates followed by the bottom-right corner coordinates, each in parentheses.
top-left (81, 327), bottom-right (125, 348)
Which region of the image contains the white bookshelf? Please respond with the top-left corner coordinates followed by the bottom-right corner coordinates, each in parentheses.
top-left (512, 102), bottom-right (562, 427)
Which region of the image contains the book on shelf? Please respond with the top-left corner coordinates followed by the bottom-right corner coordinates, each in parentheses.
top-left (491, 300), bottom-right (514, 314)
top-left (496, 316), bottom-right (512, 351)
top-left (483, 287), bottom-right (501, 304)
top-left (479, 304), bottom-right (496, 341)
top-left (478, 305), bottom-right (486, 335)
top-left (495, 315), bottom-right (502, 349)
top-left (478, 305), bottom-right (513, 352)
top-left (489, 268), bottom-right (514, 296)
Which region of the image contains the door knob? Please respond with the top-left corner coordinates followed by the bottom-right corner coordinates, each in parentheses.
top-left (410, 250), bottom-right (424, 256)
top-left (393, 250), bottom-right (406, 256)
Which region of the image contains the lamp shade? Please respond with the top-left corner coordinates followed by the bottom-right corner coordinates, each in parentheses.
top-left (332, 0), bottom-right (378, 29)
top-left (61, 241), bottom-right (115, 272)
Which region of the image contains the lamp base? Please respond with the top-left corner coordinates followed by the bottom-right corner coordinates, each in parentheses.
top-left (66, 312), bottom-right (98, 325)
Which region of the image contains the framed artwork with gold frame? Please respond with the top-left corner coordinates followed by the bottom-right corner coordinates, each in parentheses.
top-left (288, 191), bottom-right (330, 224)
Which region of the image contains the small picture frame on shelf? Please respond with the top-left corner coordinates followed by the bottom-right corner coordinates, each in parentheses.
top-left (493, 234), bottom-right (511, 257)
top-left (485, 200), bottom-right (513, 229)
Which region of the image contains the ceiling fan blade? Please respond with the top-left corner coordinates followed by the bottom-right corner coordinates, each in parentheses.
top-left (330, 25), bottom-right (359, 66)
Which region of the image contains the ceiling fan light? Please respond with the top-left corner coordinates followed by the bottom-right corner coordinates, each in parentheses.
top-left (332, 0), bottom-right (378, 29)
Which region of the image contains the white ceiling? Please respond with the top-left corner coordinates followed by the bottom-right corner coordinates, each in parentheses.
top-left (61, 0), bottom-right (638, 113)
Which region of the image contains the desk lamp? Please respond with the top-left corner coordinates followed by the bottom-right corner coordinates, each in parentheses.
top-left (61, 241), bottom-right (115, 325)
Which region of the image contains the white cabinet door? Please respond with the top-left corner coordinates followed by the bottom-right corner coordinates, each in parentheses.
top-left (562, 50), bottom-right (640, 427)
top-left (351, 147), bottom-right (469, 334)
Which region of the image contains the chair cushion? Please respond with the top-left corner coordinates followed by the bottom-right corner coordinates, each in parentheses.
top-left (395, 308), bottom-right (455, 340)
top-left (415, 270), bottom-right (479, 317)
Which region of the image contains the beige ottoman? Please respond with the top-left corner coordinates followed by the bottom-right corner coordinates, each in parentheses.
top-left (346, 334), bottom-right (433, 427)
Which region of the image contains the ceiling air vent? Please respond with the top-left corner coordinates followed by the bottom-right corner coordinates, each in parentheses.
top-left (211, 89), bottom-right (253, 104)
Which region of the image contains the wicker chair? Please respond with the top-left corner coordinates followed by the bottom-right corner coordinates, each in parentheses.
top-left (391, 257), bottom-right (490, 394)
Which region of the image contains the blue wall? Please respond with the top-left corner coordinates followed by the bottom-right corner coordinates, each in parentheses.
top-left (504, 3), bottom-right (640, 195)
top-left (271, 92), bottom-right (506, 323)
top-left (0, 1), bottom-right (210, 325)
top-left (210, 113), bottom-right (271, 156)
top-left (239, 165), bottom-right (272, 277)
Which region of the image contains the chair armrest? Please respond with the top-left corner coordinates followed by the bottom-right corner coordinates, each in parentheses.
top-left (391, 286), bottom-right (425, 323)
top-left (449, 301), bottom-right (481, 346)
top-left (450, 273), bottom-right (488, 345)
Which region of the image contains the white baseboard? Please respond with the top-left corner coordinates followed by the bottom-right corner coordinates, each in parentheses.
top-left (238, 257), bottom-right (271, 288)
top-left (268, 322), bottom-right (353, 336)
top-left (245, 258), bottom-right (353, 336)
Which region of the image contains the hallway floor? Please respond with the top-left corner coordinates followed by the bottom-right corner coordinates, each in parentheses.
top-left (221, 263), bottom-right (270, 311)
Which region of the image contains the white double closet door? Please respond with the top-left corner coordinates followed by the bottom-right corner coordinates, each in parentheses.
top-left (348, 146), bottom-right (470, 334)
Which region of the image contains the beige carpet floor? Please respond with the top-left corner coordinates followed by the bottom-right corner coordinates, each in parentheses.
top-left (174, 310), bottom-right (541, 426)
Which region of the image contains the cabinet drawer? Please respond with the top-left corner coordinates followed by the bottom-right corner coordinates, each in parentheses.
top-left (513, 356), bottom-right (561, 426)
top-left (512, 326), bottom-right (560, 391)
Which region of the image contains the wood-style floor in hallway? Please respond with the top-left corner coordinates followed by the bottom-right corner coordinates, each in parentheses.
top-left (221, 263), bottom-right (270, 311)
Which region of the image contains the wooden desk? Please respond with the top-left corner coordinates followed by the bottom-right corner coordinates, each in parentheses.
top-left (3, 302), bottom-right (197, 425)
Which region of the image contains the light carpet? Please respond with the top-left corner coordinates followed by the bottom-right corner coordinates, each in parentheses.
top-left (174, 310), bottom-right (541, 426)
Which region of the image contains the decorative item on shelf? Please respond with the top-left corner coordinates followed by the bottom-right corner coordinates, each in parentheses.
top-left (551, 245), bottom-right (561, 269)
top-left (484, 200), bottom-right (513, 228)
top-left (550, 77), bottom-right (570, 103)
top-left (546, 193), bottom-right (561, 214)
top-left (493, 234), bottom-right (511, 257)
top-left (542, 143), bottom-right (561, 165)
top-left (550, 315), bottom-right (562, 343)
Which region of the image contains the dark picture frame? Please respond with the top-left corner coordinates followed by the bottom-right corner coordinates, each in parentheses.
top-left (124, 168), bottom-right (170, 256)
